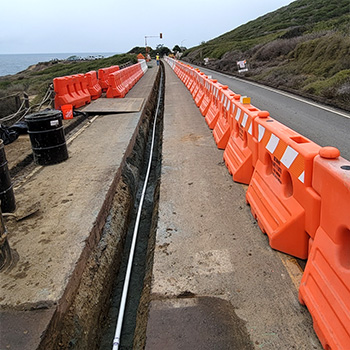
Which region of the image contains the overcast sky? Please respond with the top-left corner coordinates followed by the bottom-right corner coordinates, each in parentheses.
top-left (0, 0), bottom-right (295, 54)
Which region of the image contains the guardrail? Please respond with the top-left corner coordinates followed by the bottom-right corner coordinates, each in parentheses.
top-left (165, 56), bottom-right (350, 350)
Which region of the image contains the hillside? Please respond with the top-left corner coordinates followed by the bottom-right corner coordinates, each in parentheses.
top-left (183, 0), bottom-right (350, 110)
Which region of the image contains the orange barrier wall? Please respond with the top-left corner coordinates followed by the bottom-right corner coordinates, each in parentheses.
top-left (54, 61), bottom-right (148, 110)
top-left (164, 56), bottom-right (350, 350)
top-left (223, 99), bottom-right (262, 184)
top-left (85, 71), bottom-right (102, 100)
top-left (98, 65), bottom-right (120, 92)
top-left (194, 73), bottom-right (207, 107)
top-left (106, 70), bottom-right (127, 98)
top-left (246, 114), bottom-right (321, 259)
top-left (199, 79), bottom-right (216, 117)
top-left (190, 69), bottom-right (201, 96)
top-left (213, 89), bottom-right (236, 149)
top-left (186, 68), bottom-right (196, 90)
top-left (205, 83), bottom-right (226, 129)
top-left (299, 147), bottom-right (350, 350)
top-left (106, 61), bottom-right (147, 98)
top-left (54, 74), bottom-right (91, 110)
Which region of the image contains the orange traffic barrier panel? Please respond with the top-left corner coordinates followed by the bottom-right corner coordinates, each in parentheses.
top-left (189, 69), bottom-right (200, 96)
top-left (246, 114), bottom-right (321, 259)
top-left (173, 61), bottom-right (180, 77)
top-left (177, 64), bottom-right (187, 83)
top-left (73, 74), bottom-right (91, 104)
top-left (174, 62), bottom-right (183, 80)
top-left (121, 66), bottom-right (131, 92)
top-left (223, 99), bottom-right (261, 183)
top-left (205, 84), bottom-right (227, 129)
top-left (54, 74), bottom-right (91, 110)
top-left (183, 66), bottom-right (192, 87)
top-left (53, 77), bottom-right (75, 109)
top-left (185, 68), bottom-right (196, 90)
top-left (199, 79), bottom-right (216, 117)
top-left (192, 71), bottom-right (201, 101)
top-left (194, 73), bottom-right (207, 107)
top-left (106, 70), bottom-right (127, 98)
top-left (213, 89), bottom-right (236, 149)
top-left (98, 65), bottom-right (119, 92)
top-left (106, 62), bottom-right (146, 98)
top-left (299, 147), bottom-right (350, 350)
top-left (85, 71), bottom-right (102, 100)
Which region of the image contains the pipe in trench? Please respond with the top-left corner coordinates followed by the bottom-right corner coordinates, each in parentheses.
top-left (112, 68), bottom-right (163, 350)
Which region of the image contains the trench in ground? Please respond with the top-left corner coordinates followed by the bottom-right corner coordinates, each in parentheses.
top-left (99, 68), bottom-right (164, 350)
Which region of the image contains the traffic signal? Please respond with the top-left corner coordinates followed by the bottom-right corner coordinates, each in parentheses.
top-left (160, 33), bottom-right (163, 39)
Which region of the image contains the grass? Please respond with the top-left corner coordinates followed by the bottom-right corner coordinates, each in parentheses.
top-left (303, 69), bottom-right (350, 96)
top-left (184, 0), bottom-right (349, 58)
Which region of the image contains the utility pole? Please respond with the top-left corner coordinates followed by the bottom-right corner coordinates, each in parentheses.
top-left (145, 33), bottom-right (163, 59)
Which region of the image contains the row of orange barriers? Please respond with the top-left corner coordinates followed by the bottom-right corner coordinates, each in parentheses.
top-left (53, 60), bottom-right (148, 110)
top-left (165, 56), bottom-right (350, 350)
top-left (106, 61), bottom-right (147, 98)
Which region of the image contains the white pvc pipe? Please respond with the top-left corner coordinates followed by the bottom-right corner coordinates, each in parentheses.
top-left (112, 69), bottom-right (163, 350)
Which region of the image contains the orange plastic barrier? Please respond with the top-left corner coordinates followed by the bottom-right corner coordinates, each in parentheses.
top-left (85, 71), bottom-right (102, 100)
top-left (223, 99), bottom-right (262, 183)
top-left (299, 147), bottom-right (350, 350)
top-left (98, 65), bottom-right (119, 92)
top-left (183, 66), bottom-right (193, 88)
top-left (205, 83), bottom-right (227, 129)
top-left (185, 68), bottom-right (196, 90)
top-left (106, 70), bottom-right (127, 98)
top-left (194, 73), bottom-right (207, 107)
top-left (106, 62), bottom-right (145, 98)
top-left (73, 74), bottom-right (91, 104)
top-left (190, 69), bottom-right (201, 96)
top-left (54, 74), bottom-right (91, 110)
top-left (199, 79), bottom-right (216, 117)
top-left (213, 89), bottom-right (236, 149)
top-left (246, 114), bottom-right (321, 259)
top-left (178, 64), bottom-right (188, 84)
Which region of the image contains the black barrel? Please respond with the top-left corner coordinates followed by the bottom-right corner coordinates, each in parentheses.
top-left (0, 139), bottom-right (16, 213)
top-left (25, 110), bottom-right (68, 166)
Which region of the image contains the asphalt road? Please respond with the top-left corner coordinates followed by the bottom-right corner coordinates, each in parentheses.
top-left (190, 65), bottom-right (350, 160)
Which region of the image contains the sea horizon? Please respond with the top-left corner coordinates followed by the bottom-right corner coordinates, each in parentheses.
top-left (0, 52), bottom-right (119, 76)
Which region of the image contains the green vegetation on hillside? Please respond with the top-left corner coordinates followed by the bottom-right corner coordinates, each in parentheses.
top-left (183, 0), bottom-right (350, 109)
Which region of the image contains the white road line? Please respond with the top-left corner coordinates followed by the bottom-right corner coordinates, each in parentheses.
top-left (203, 69), bottom-right (350, 119)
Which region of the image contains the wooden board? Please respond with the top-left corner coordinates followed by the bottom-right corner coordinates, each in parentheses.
top-left (81, 98), bottom-right (144, 114)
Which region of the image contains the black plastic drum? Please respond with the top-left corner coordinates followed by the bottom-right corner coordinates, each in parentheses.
top-left (0, 139), bottom-right (16, 213)
top-left (25, 110), bottom-right (68, 166)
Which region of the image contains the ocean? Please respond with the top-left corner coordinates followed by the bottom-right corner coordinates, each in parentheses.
top-left (0, 52), bottom-right (117, 76)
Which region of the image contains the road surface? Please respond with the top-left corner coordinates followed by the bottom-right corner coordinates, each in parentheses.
top-left (190, 65), bottom-right (350, 160)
